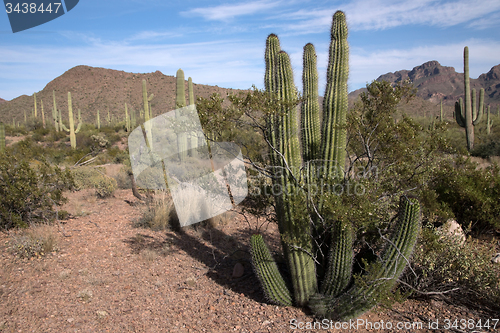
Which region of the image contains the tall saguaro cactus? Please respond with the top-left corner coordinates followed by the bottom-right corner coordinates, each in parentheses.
top-left (455, 46), bottom-right (483, 151)
top-left (251, 11), bottom-right (421, 321)
top-left (60, 92), bottom-right (82, 149)
top-left (176, 69), bottom-right (188, 162)
top-left (52, 91), bottom-right (59, 132)
top-left (487, 105), bottom-right (493, 135)
top-left (187, 76), bottom-right (198, 157)
top-left (142, 79), bottom-right (154, 149)
top-left (0, 122), bottom-right (5, 153)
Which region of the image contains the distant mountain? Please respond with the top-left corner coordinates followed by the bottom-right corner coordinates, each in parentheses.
top-left (0, 98), bottom-right (6, 104)
top-left (0, 65), bottom-right (244, 125)
top-left (350, 61), bottom-right (500, 108)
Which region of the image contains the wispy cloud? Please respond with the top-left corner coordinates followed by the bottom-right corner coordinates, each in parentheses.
top-left (181, 0), bottom-right (282, 21)
top-left (276, 0), bottom-right (500, 34)
top-left (126, 31), bottom-right (183, 42)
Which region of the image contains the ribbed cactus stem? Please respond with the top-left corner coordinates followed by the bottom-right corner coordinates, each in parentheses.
top-left (250, 234), bottom-right (293, 306)
top-left (301, 43), bottom-right (321, 162)
top-left (321, 10), bottom-right (349, 180)
top-left (264, 33), bottom-right (281, 166)
top-left (0, 122), bottom-right (5, 153)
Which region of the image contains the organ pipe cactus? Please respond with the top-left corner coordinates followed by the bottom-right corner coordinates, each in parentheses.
top-left (455, 46), bottom-right (483, 151)
top-left (60, 92), bottom-right (82, 149)
top-left (250, 11), bottom-right (421, 320)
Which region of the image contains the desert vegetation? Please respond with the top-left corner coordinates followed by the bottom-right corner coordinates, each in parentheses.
top-left (0, 9), bottom-right (499, 331)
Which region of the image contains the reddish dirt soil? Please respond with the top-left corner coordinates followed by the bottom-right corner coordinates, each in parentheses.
top-left (0, 188), bottom-right (497, 332)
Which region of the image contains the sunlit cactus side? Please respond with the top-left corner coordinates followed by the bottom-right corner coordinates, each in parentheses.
top-left (52, 91), bottom-right (59, 131)
top-left (487, 105), bottom-right (493, 135)
top-left (96, 110), bottom-right (100, 129)
top-left (455, 46), bottom-right (483, 151)
top-left (0, 122), bottom-right (5, 153)
top-left (176, 69), bottom-right (188, 162)
top-left (60, 92), bottom-right (82, 149)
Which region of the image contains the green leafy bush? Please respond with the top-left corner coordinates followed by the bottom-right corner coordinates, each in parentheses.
top-left (70, 166), bottom-right (116, 198)
top-left (0, 150), bottom-right (74, 229)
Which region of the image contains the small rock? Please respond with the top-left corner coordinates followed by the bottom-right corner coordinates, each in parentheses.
top-left (491, 253), bottom-right (500, 264)
top-left (96, 310), bottom-right (108, 319)
top-left (67, 318), bottom-right (74, 323)
top-left (232, 262), bottom-right (244, 279)
top-left (438, 219), bottom-right (466, 244)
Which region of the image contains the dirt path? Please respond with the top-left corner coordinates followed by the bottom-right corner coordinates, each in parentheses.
top-left (0, 189), bottom-right (496, 332)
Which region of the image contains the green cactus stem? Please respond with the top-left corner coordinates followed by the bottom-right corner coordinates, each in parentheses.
top-left (250, 234), bottom-right (293, 306)
top-left (0, 122), bottom-right (5, 153)
top-left (142, 79), bottom-right (155, 149)
top-left (455, 46), bottom-right (483, 151)
top-left (301, 43), bottom-right (321, 162)
top-left (97, 110), bottom-right (101, 129)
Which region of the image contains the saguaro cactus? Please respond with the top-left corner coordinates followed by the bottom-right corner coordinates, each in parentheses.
top-left (33, 93), bottom-right (37, 118)
top-left (52, 91), bottom-right (59, 132)
top-left (60, 92), bottom-right (82, 149)
top-left (455, 46), bottom-right (483, 151)
top-left (96, 110), bottom-right (101, 129)
top-left (251, 11), bottom-right (421, 321)
top-left (187, 76), bottom-right (198, 157)
top-left (487, 105), bottom-right (493, 135)
top-left (176, 69), bottom-right (188, 162)
top-left (142, 79), bottom-right (154, 148)
top-left (0, 122), bottom-right (5, 153)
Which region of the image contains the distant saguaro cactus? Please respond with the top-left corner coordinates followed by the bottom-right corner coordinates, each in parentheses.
top-left (487, 105), bottom-right (493, 135)
top-left (59, 92), bottom-right (82, 149)
top-left (455, 46), bottom-right (483, 151)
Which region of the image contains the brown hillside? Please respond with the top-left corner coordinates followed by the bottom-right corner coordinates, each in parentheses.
top-left (0, 65), bottom-right (246, 125)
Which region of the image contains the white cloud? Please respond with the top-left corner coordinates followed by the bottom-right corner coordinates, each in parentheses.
top-left (181, 0), bottom-right (282, 21)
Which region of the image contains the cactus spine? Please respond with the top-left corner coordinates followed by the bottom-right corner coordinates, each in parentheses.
top-left (60, 92), bottom-right (82, 149)
top-left (251, 11), bottom-right (421, 320)
top-left (176, 69), bottom-right (188, 162)
top-left (0, 122), bottom-right (5, 153)
top-left (455, 46), bottom-right (483, 151)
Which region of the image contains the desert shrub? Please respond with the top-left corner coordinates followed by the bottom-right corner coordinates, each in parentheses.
top-left (423, 156), bottom-right (500, 232)
top-left (94, 175), bottom-right (117, 198)
top-left (10, 224), bottom-right (58, 258)
top-left (31, 126), bottom-right (51, 142)
top-left (471, 138), bottom-right (500, 158)
top-left (113, 165), bottom-right (132, 189)
top-left (402, 223), bottom-right (500, 308)
top-left (0, 151), bottom-right (74, 229)
top-left (70, 166), bottom-right (116, 198)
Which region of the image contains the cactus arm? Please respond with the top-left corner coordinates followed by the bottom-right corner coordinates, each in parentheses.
top-left (320, 220), bottom-right (354, 297)
top-left (321, 11), bottom-right (349, 181)
top-left (473, 88), bottom-right (484, 125)
top-left (455, 98), bottom-right (465, 127)
top-left (301, 43), bottom-right (321, 162)
top-left (75, 109), bottom-right (82, 134)
top-left (59, 106), bottom-right (69, 132)
top-left (250, 234), bottom-right (293, 306)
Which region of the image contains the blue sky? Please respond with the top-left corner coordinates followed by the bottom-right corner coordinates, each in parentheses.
top-left (1, 0), bottom-right (500, 101)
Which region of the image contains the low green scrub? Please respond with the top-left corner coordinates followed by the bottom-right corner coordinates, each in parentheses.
top-left (0, 150), bottom-right (74, 229)
top-left (70, 166), bottom-right (117, 198)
